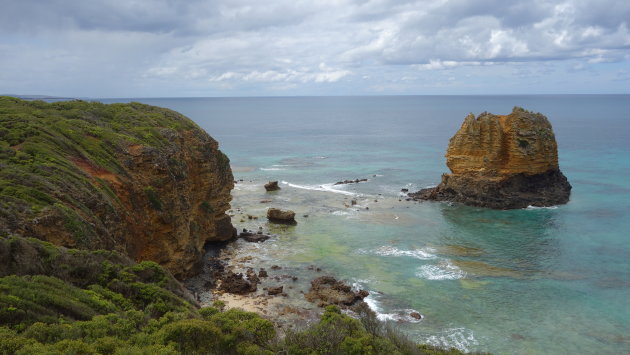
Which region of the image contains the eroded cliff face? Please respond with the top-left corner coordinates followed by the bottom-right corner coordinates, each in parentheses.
top-left (0, 98), bottom-right (235, 278)
top-left (446, 111), bottom-right (559, 176)
top-left (411, 107), bottom-right (571, 209)
top-left (97, 129), bottom-right (235, 277)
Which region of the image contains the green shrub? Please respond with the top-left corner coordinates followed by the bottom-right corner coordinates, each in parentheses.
top-left (0, 326), bottom-right (36, 354)
top-left (236, 342), bottom-right (274, 355)
top-left (22, 322), bottom-right (81, 344)
top-left (199, 306), bottom-right (220, 319)
top-left (92, 336), bottom-right (125, 355)
top-left (157, 319), bottom-right (221, 354)
top-left (52, 339), bottom-right (98, 354)
top-left (209, 308), bottom-right (276, 349)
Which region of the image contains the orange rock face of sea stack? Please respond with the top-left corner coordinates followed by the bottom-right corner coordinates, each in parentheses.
top-left (410, 107), bottom-right (571, 209)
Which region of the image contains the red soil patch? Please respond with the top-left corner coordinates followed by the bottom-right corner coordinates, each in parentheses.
top-left (71, 157), bottom-right (121, 186)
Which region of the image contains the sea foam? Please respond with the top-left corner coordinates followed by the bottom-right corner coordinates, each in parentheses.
top-left (280, 181), bottom-right (358, 196)
top-left (416, 261), bottom-right (466, 280)
top-left (424, 327), bottom-right (479, 353)
top-left (371, 246), bottom-right (437, 260)
top-left (354, 282), bottom-right (424, 323)
top-left (525, 205), bottom-right (558, 210)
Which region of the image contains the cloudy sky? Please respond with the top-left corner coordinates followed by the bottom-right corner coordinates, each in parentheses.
top-left (1, 0), bottom-right (629, 97)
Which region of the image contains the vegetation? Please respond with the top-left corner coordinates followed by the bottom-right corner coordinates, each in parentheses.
top-left (0, 236), bottom-right (480, 354)
top-left (0, 98), bottom-right (482, 354)
top-left (0, 96), bottom-right (202, 245)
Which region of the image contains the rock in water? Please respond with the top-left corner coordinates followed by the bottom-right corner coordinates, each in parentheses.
top-left (304, 276), bottom-right (368, 307)
top-left (267, 208), bottom-right (296, 224)
top-left (264, 181), bottom-right (280, 191)
top-left (410, 107), bottom-right (571, 209)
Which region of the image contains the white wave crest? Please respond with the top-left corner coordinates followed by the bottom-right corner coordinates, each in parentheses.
top-left (362, 292), bottom-right (423, 323)
top-left (416, 261), bottom-right (466, 280)
top-left (372, 246), bottom-right (437, 260)
top-left (424, 327), bottom-right (479, 353)
top-left (233, 183), bottom-right (260, 191)
top-left (260, 167), bottom-right (285, 171)
top-left (332, 210), bottom-right (355, 216)
top-left (280, 181), bottom-right (358, 196)
top-left (526, 205), bottom-right (558, 210)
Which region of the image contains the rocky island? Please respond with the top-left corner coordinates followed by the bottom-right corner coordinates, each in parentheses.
top-left (410, 107), bottom-right (571, 209)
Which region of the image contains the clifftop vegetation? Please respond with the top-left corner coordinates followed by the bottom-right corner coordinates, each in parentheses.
top-left (0, 97), bottom-right (481, 354)
top-left (0, 97), bottom-right (235, 277)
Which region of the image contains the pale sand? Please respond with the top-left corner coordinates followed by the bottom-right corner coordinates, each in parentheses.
top-left (209, 291), bottom-right (282, 316)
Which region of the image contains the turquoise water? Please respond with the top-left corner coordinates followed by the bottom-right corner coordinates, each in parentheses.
top-left (102, 96), bottom-right (630, 354)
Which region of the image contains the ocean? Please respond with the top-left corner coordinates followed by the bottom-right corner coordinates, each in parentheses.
top-left (101, 95), bottom-right (630, 354)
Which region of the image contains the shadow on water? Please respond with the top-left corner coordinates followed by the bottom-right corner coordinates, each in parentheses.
top-left (438, 204), bottom-right (563, 276)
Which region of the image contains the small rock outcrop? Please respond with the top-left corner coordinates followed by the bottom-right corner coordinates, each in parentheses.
top-left (410, 107), bottom-right (571, 209)
top-left (267, 208), bottom-right (296, 224)
top-left (238, 229), bottom-right (271, 243)
top-left (334, 178), bottom-right (368, 185)
top-left (267, 286), bottom-right (283, 296)
top-left (264, 181), bottom-right (280, 191)
top-left (219, 271), bottom-right (257, 294)
top-left (305, 276), bottom-right (369, 307)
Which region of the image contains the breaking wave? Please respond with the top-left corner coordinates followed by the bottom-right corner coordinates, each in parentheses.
top-left (280, 181), bottom-right (358, 196)
top-left (416, 261), bottom-right (466, 280)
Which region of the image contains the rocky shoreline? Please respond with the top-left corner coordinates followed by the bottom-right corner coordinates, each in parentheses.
top-left (184, 232), bottom-right (372, 330)
top-left (184, 179), bottom-right (424, 331)
top-left (410, 169), bottom-right (572, 209)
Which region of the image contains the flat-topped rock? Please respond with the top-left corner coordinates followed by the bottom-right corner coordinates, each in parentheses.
top-left (267, 208), bottom-right (297, 224)
top-left (410, 107), bottom-right (571, 209)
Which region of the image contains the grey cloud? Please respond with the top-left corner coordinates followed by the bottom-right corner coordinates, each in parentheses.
top-left (0, 0), bottom-right (193, 33)
top-left (346, 0), bottom-right (630, 65)
top-left (0, 0), bottom-right (323, 35)
top-left (0, 0), bottom-right (628, 96)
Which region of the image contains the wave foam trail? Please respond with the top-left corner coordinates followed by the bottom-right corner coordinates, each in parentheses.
top-left (416, 261), bottom-right (466, 280)
top-left (362, 294), bottom-right (424, 323)
top-left (260, 167), bottom-right (285, 171)
top-left (425, 328), bottom-right (479, 353)
top-left (280, 181), bottom-right (358, 196)
top-left (526, 205), bottom-right (558, 210)
top-left (372, 246), bottom-right (437, 260)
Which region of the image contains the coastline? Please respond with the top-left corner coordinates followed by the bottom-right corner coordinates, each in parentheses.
top-left (184, 176), bottom-right (426, 335)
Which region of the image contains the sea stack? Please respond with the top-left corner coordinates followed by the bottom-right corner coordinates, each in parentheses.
top-left (410, 107), bottom-right (571, 209)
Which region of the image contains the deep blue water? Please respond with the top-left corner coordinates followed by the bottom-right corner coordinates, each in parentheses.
top-left (101, 95), bottom-right (630, 354)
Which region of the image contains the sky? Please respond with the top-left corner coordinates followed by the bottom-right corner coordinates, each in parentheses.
top-left (1, 0), bottom-right (629, 97)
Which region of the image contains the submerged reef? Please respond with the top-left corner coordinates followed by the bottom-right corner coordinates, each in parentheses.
top-left (411, 107), bottom-right (571, 209)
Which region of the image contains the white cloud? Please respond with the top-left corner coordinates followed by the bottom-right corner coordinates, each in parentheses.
top-left (207, 63), bottom-right (350, 86)
top-left (0, 0), bottom-right (629, 96)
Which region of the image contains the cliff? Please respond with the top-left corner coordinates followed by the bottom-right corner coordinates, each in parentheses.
top-left (0, 97), bottom-right (235, 278)
top-left (411, 107), bottom-right (571, 209)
